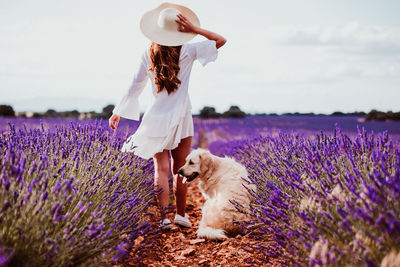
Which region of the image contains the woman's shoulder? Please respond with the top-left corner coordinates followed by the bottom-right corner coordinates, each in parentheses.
top-left (183, 40), bottom-right (218, 66)
top-left (184, 40), bottom-right (217, 56)
top-left (185, 39), bottom-right (216, 48)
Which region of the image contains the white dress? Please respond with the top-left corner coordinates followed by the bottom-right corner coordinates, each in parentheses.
top-left (112, 39), bottom-right (218, 160)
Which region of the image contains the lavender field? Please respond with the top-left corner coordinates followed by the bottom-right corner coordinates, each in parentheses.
top-left (1, 115), bottom-right (399, 266)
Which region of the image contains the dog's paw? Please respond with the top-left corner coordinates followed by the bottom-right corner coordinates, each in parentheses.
top-left (197, 226), bottom-right (227, 240)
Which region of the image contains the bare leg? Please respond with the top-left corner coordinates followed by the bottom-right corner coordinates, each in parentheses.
top-left (171, 136), bottom-right (192, 217)
top-left (153, 149), bottom-right (170, 220)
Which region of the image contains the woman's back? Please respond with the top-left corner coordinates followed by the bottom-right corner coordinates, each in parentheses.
top-left (145, 39), bottom-right (218, 97)
top-left (139, 39), bottom-right (219, 137)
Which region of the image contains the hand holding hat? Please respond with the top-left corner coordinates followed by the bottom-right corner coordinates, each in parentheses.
top-left (175, 13), bottom-right (198, 34)
top-left (140, 3), bottom-right (200, 46)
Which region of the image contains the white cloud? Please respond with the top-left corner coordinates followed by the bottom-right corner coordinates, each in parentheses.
top-left (280, 22), bottom-right (400, 55)
top-left (254, 22), bottom-right (400, 85)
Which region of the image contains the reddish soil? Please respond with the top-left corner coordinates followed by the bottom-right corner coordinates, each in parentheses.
top-left (112, 129), bottom-right (285, 266)
top-left (112, 178), bottom-right (285, 267)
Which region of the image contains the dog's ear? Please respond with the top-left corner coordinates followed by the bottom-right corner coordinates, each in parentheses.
top-left (199, 151), bottom-right (214, 179)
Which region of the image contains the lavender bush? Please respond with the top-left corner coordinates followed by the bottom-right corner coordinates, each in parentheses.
top-left (222, 125), bottom-right (400, 266)
top-left (0, 120), bottom-right (155, 266)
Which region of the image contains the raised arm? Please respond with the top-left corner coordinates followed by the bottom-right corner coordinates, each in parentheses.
top-left (176, 14), bottom-right (227, 49)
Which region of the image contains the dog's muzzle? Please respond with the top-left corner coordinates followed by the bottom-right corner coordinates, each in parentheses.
top-left (185, 172), bottom-right (199, 182)
top-left (178, 168), bottom-right (199, 183)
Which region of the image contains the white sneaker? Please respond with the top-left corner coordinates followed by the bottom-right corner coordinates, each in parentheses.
top-left (159, 218), bottom-right (172, 230)
top-left (174, 213), bottom-right (192, 228)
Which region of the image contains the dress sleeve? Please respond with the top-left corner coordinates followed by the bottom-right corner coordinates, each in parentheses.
top-left (112, 52), bottom-right (149, 120)
top-left (187, 40), bottom-right (218, 66)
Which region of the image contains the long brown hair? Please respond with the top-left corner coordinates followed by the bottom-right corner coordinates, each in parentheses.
top-left (149, 42), bottom-right (182, 95)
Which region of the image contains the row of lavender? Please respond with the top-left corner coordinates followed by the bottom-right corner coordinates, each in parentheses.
top-left (217, 125), bottom-right (400, 266)
top-left (0, 119), bottom-right (155, 266)
top-left (196, 115), bottom-right (400, 150)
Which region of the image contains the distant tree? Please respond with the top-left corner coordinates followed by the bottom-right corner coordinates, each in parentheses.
top-left (331, 111), bottom-right (366, 116)
top-left (69, 110), bottom-right (80, 118)
top-left (32, 112), bottom-right (43, 118)
top-left (366, 109), bottom-right (400, 121)
top-left (331, 111), bottom-right (345, 116)
top-left (87, 111), bottom-right (102, 119)
top-left (366, 109), bottom-right (386, 121)
top-left (281, 112), bottom-right (316, 116)
top-left (102, 104), bottom-right (115, 119)
top-left (45, 109), bottom-right (57, 117)
top-left (199, 106), bottom-right (220, 118)
top-left (0, 105), bottom-right (15, 117)
top-left (222, 105), bottom-right (246, 118)
top-left (350, 111), bottom-right (366, 116)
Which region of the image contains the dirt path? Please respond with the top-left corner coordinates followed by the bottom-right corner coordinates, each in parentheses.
top-left (113, 129), bottom-right (284, 266)
top-left (113, 178), bottom-right (285, 267)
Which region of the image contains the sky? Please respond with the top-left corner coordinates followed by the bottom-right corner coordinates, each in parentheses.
top-left (1, 0), bottom-right (400, 114)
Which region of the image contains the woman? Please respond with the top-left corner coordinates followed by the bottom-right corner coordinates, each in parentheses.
top-left (108, 3), bottom-right (226, 230)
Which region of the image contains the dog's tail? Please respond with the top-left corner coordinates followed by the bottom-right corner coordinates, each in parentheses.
top-left (197, 226), bottom-right (227, 240)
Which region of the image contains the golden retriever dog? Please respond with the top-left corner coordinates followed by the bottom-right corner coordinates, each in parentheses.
top-left (178, 148), bottom-right (256, 240)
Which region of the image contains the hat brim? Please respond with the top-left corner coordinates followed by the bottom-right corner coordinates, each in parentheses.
top-left (140, 3), bottom-right (200, 46)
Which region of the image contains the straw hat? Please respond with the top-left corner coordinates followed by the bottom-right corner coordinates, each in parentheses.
top-left (140, 3), bottom-right (200, 46)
